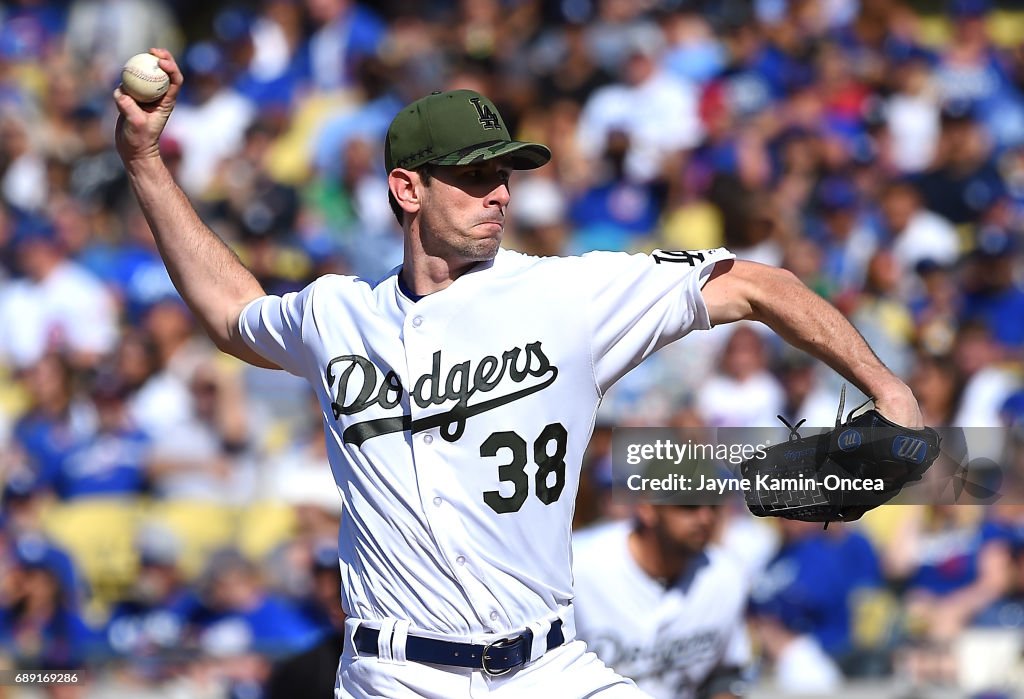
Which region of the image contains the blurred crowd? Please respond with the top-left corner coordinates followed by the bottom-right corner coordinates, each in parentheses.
top-left (2, 0), bottom-right (1024, 696)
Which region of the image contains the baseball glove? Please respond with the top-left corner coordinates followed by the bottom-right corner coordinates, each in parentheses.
top-left (740, 388), bottom-right (941, 527)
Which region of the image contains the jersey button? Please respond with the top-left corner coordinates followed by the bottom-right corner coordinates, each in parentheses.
top-left (432, 496), bottom-right (442, 507)
top-left (456, 555), bottom-right (466, 566)
top-left (489, 611), bottom-right (499, 622)
top-left (423, 434), bottom-right (433, 444)
top-left (412, 316), bottom-right (423, 327)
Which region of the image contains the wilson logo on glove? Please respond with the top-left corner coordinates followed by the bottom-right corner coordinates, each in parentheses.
top-left (892, 436), bottom-right (929, 464)
top-left (837, 430), bottom-right (862, 451)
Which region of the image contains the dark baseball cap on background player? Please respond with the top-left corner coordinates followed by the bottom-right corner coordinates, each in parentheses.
top-left (384, 89), bottom-right (551, 173)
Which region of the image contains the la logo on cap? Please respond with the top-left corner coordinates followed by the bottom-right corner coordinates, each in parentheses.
top-left (470, 97), bottom-right (501, 130)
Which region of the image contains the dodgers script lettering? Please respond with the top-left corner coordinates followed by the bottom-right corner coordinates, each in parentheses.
top-left (326, 341), bottom-right (559, 446)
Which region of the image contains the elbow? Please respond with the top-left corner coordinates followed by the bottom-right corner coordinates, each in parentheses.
top-left (703, 260), bottom-right (798, 326)
top-left (211, 333), bottom-right (237, 357)
top-left (194, 313), bottom-right (244, 360)
top-left (214, 316), bottom-right (249, 361)
top-left (192, 314), bottom-right (235, 355)
top-left (217, 296), bottom-right (257, 352)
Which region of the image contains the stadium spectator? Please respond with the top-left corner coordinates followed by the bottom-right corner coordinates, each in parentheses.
top-left (752, 519), bottom-right (884, 666)
top-left (568, 129), bottom-right (668, 250)
top-left (885, 55), bottom-right (941, 174)
top-left (746, 603), bottom-right (843, 694)
top-left (810, 174), bottom-right (878, 300)
top-left (146, 357), bottom-right (255, 504)
top-left (884, 504), bottom-right (1012, 683)
top-left (960, 226), bottom-right (1024, 350)
top-left (64, 0), bottom-right (181, 87)
top-left (776, 350), bottom-right (841, 427)
top-left (11, 353), bottom-right (95, 491)
top-left (908, 260), bottom-right (961, 356)
top-left (261, 402), bottom-right (342, 611)
top-left (696, 325), bottom-right (785, 427)
top-left (506, 173), bottom-right (570, 257)
top-left (530, 19), bottom-right (615, 105)
top-left (130, 547), bottom-right (309, 696)
top-left (576, 34), bottom-right (703, 184)
top-left (0, 219), bottom-right (117, 370)
top-left (53, 372), bottom-right (150, 500)
top-left (265, 541), bottom-right (345, 699)
top-left (847, 250), bottom-right (915, 380)
top-left (178, 548), bottom-right (321, 660)
top-left (582, 0), bottom-right (664, 74)
top-left (75, 204), bottom-right (178, 324)
top-left (915, 101), bottom-right (1006, 226)
top-left (876, 179), bottom-right (959, 280)
top-left (0, 535), bottom-right (96, 675)
top-left (906, 353), bottom-right (963, 427)
top-left (227, 3), bottom-right (308, 111)
top-left (303, 0), bottom-right (385, 92)
top-left (975, 502), bottom-right (1024, 629)
top-left (66, 100), bottom-right (126, 211)
top-left (951, 321), bottom-right (1021, 431)
top-left (1, 486), bottom-right (83, 611)
top-left (0, 111), bottom-right (47, 213)
top-left (932, 0), bottom-right (1024, 149)
top-left (162, 42), bottom-right (256, 198)
top-left (103, 524), bottom-right (189, 680)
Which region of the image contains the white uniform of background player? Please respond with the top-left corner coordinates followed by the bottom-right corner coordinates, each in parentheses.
top-left (574, 519), bottom-right (751, 698)
top-left (114, 49), bottom-right (929, 699)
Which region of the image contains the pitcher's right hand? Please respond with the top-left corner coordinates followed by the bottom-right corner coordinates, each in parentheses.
top-left (113, 48), bottom-right (182, 165)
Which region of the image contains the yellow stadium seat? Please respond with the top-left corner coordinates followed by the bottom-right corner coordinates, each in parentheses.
top-left (144, 500), bottom-right (238, 580)
top-left (850, 587), bottom-right (901, 650)
top-left (236, 501), bottom-right (297, 561)
top-left (916, 15), bottom-right (951, 48)
top-left (660, 202), bottom-right (724, 252)
top-left (858, 505), bottom-right (919, 550)
top-left (988, 10), bottom-right (1024, 48)
top-left (40, 497), bottom-right (143, 603)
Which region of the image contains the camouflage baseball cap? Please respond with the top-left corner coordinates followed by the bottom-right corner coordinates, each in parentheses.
top-left (384, 89), bottom-right (551, 173)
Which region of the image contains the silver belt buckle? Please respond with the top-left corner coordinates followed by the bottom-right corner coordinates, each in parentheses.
top-left (481, 636), bottom-right (518, 677)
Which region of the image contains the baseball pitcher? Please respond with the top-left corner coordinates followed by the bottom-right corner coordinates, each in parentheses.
top-left (113, 49), bottom-right (932, 698)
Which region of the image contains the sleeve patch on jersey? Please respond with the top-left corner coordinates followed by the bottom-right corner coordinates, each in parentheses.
top-left (651, 249), bottom-right (717, 266)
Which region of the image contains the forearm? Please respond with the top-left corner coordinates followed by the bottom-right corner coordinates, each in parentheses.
top-left (748, 268), bottom-right (905, 401)
top-left (703, 260), bottom-right (922, 425)
top-left (125, 157), bottom-right (265, 351)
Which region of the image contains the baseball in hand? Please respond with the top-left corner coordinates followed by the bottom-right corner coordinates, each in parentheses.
top-left (121, 53), bottom-right (170, 103)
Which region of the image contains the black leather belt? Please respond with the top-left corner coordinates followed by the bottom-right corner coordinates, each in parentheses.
top-left (353, 619), bottom-right (565, 676)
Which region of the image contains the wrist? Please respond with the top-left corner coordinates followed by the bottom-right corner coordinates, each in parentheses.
top-left (123, 152), bottom-right (165, 174)
top-left (872, 382), bottom-right (924, 428)
top-left (872, 380), bottom-right (915, 404)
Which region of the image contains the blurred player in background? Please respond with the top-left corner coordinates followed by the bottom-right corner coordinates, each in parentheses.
top-left (574, 463), bottom-right (749, 699)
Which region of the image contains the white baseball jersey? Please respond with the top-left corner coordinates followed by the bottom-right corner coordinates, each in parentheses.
top-left (239, 246), bottom-right (735, 636)
top-left (573, 521), bottom-right (751, 699)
